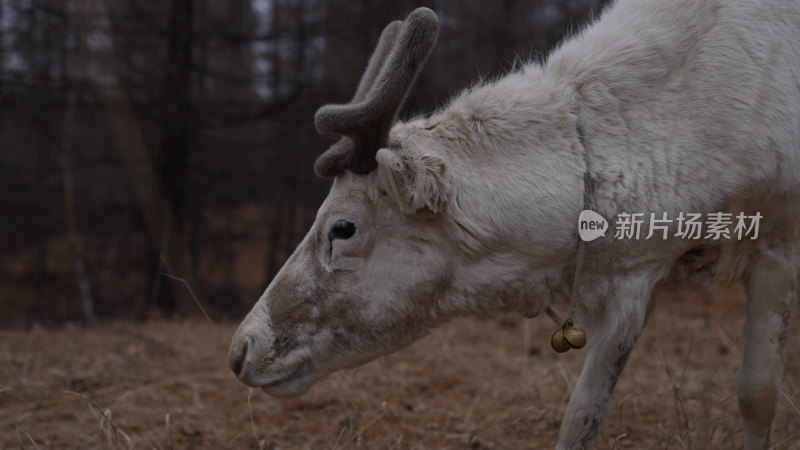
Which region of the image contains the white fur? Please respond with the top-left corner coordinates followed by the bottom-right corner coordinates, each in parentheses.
top-left (230, 0), bottom-right (800, 447)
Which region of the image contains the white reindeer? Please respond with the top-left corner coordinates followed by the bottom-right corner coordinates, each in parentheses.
top-left (229, 1), bottom-right (800, 448)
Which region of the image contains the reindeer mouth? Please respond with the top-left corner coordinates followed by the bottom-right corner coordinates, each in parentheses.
top-left (260, 359), bottom-right (317, 398)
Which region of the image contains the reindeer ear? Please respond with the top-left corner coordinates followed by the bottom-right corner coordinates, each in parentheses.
top-left (376, 148), bottom-right (450, 214)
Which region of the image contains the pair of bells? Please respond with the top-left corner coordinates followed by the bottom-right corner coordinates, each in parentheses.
top-left (551, 321), bottom-right (587, 353)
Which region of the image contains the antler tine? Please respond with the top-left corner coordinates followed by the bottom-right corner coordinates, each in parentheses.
top-left (352, 20), bottom-right (402, 103)
top-left (314, 8), bottom-right (439, 177)
top-left (310, 21), bottom-right (400, 178)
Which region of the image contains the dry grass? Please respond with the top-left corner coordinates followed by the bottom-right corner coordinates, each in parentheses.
top-left (1, 289), bottom-right (798, 449)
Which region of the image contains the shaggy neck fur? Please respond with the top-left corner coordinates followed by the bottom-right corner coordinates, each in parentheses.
top-left (391, 67), bottom-right (587, 319)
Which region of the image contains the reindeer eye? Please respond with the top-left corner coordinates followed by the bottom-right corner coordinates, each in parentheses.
top-left (329, 220), bottom-right (357, 241)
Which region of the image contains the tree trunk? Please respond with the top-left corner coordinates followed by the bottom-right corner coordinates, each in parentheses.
top-left (69, 0), bottom-right (198, 317)
top-left (155, 0), bottom-right (194, 312)
top-left (159, 0), bottom-right (193, 227)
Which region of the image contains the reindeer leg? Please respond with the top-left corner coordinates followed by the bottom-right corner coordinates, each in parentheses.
top-left (556, 335), bottom-right (636, 449)
top-left (737, 241), bottom-right (799, 450)
top-left (555, 275), bottom-right (655, 450)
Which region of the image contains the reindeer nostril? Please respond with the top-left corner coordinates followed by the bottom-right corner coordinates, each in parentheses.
top-left (230, 335), bottom-right (254, 378)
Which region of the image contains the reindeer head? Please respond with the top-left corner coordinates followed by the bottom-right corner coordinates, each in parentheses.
top-left (228, 7), bottom-right (579, 397)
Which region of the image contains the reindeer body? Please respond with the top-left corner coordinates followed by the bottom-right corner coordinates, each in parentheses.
top-left (230, 1), bottom-right (800, 448)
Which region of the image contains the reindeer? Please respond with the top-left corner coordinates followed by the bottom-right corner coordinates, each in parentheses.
top-left (229, 2), bottom-right (800, 448)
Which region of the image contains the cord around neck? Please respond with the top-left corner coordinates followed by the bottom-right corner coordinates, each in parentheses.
top-left (545, 98), bottom-right (593, 348)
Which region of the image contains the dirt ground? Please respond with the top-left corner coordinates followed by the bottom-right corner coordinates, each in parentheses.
top-left (1, 288), bottom-right (799, 449)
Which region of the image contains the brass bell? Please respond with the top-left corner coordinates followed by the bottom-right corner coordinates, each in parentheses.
top-left (551, 329), bottom-right (571, 353)
top-left (551, 321), bottom-right (587, 353)
top-left (563, 322), bottom-right (587, 349)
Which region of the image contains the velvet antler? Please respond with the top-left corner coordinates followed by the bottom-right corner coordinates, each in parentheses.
top-left (314, 8), bottom-right (440, 178)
